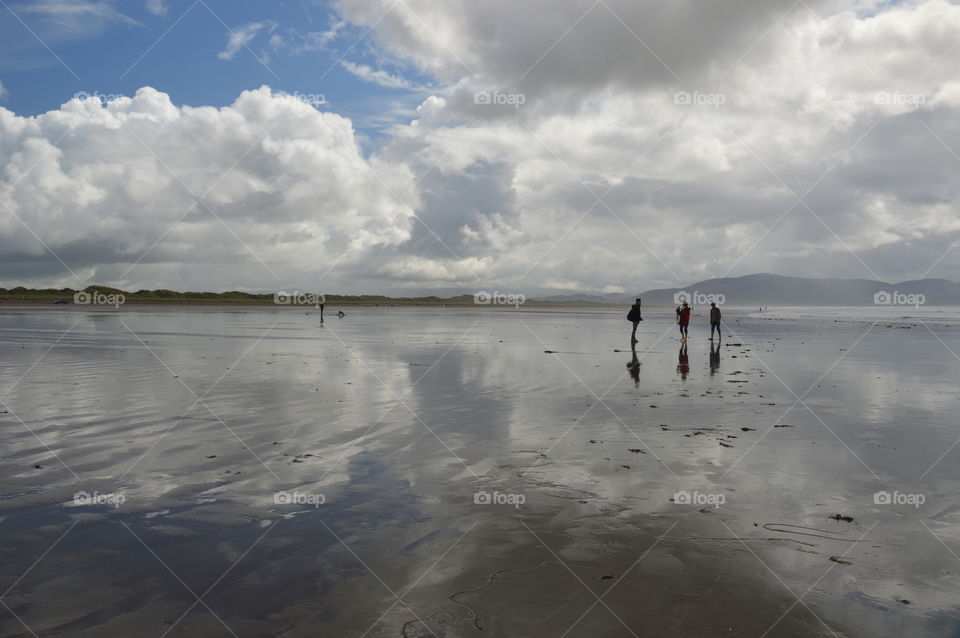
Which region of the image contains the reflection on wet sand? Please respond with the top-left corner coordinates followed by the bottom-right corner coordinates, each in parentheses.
top-left (626, 349), bottom-right (640, 387)
top-left (1, 306), bottom-right (959, 637)
top-left (677, 342), bottom-right (689, 380)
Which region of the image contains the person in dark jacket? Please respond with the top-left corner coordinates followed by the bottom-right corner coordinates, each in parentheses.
top-left (678, 302), bottom-right (691, 341)
top-left (627, 298), bottom-right (643, 347)
top-left (709, 302), bottom-right (721, 341)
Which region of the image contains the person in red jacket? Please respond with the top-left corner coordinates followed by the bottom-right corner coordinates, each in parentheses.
top-left (678, 302), bottom-right (691, 341)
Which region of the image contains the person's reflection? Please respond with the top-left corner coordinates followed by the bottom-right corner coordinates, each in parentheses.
top-left (709, 341), bottom-right (720, 376)
top-left (626, 349), bottom-right (640, 387)
top-left (677, 343), bottom-right (689, 380)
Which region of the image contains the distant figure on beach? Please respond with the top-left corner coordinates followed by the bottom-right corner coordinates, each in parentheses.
top-left (337, 310), bottom-right (345, 318)
top-left (677, 342), bottom-right (689, 380)
top-left (626, 350), bottom-right (640, 387)
top-left (627, 298), bottom-right (643, 346)
top-left (678, 302), bottom-right (691, 341)
top-left (709, 302), bottom-right (721, 341)
top-left (319, 302), bottom-right (325, 322)
top-left (709, 341), bottom-right (720, 375)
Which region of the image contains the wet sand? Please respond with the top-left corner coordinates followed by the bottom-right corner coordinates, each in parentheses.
top-left (1, 305), bottom-right (959, 637)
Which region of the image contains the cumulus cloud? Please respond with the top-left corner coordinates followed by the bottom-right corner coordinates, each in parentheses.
top-left (0, 87), bottom-right (416, 291)
top-left (334, 0), bottom-right (830, 96)
top-left (329, 0), bottom-right (960, 291)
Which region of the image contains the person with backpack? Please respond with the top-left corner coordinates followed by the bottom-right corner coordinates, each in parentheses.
top-left (627, 297), bottom-right (643, 347)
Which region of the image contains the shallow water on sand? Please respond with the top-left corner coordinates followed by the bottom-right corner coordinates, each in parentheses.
top-left (1, 305), bottom-right (959, 637)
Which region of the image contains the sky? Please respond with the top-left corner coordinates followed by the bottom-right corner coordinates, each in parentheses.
top-left (0, 0), bottom-right (959, 296)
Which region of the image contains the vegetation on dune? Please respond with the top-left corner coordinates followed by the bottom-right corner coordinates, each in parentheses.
top-left (0, 287), bottom-right (607, 306)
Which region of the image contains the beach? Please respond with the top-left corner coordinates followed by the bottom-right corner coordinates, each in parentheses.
top-left (1, 305), bottom-right (959, 637)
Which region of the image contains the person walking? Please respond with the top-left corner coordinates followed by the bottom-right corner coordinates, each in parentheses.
top-left (627, 297), bottom-right (643, 347)
top-left (709, 302), bottom-right (721, 341)
top-left (678, 301), bottom-right (691, 341)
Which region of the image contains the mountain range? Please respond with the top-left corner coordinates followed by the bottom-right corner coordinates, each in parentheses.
top-left (537, 274), bottom-right (960, 306)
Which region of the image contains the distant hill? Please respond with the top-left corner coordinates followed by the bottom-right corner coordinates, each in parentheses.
top-left (5, 274), bottom-right (959, 307)
top-left (533, 293), bottom-right (620, 304)
top-left (538, 274), bottom-right (960, 306)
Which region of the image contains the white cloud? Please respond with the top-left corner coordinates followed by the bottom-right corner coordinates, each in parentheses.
top-left (271, 21), bottom-right (346, 54)
top-left (341, 61), bottom-right (416, 90)
top-left (17, 0), bottom-right (138, 27)
top-left (328, 0), bottom-right (960, 290)
top-left (0, 80), bottom-right (8, 101)
top-left (145, 0), bottom-right (168, 17)
top-left (5, 1), bottom-right (960, 293)
top-left (0, 87), bottom-right (417, 291)
top-left (218, 21), bottom-right (275, 61)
